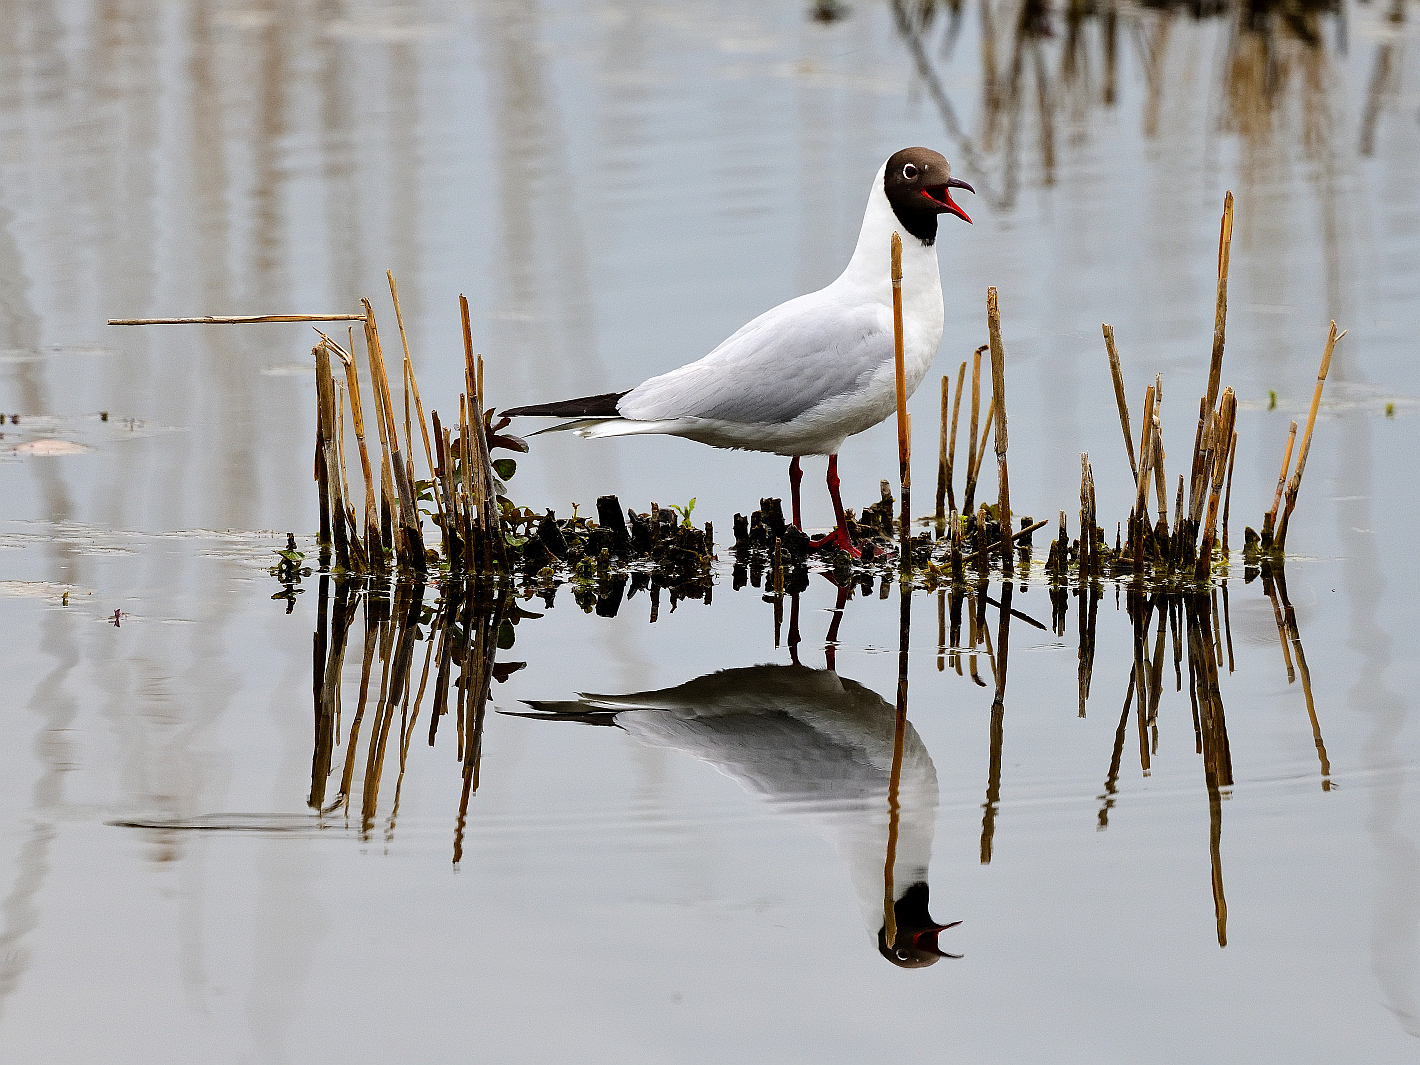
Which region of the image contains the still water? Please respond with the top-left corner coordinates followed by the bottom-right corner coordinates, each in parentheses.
top-left (1, 0), bottom-right (1418, 1061)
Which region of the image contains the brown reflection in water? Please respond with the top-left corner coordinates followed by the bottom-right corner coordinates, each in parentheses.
top-left (307, 575), bottom-right (517, 863)
top-left (1085, 586), bottom-right (1242, 945)
top-left (308, 574), bottom-right (962, 967)
top-left (1359, 0), bottom-right (1407, 156)
top-left (892, 0), bottom-right (1369, 228)
top-left (295, 541), bottom-right (1351, 958)
top-left (1187, 593), bottom-right (1233, 947)
top-left (981, 581), bottom-right (1013, 864)
top-left (1258, 562), bottom-right (1332, 789)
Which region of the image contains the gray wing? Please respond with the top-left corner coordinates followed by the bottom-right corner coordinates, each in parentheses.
top-left (617, 291), bottom-right (892, 425)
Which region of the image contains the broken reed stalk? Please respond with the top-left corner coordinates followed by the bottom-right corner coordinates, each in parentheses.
top-left (1133, 385), bottom-right (1157, 529)
top-left (1221, 430), bottom-right (1237, 555)
top-left (1205, 192), bottom-right (1234, 417)
top-left (964, 345), bottom-right (984, 514)
top-left (108, 313), bottom-right (366, 326)
top-left (459, 298), bottom-right (484, 566)
top-left (890, 232), bottom-right (911, 571)
top-left (935, 374), bottom-right (950, 533)
top-left (362, 298), bottom-right (424, 571)
top-left (1262, 421), bottom-right (1298, 545)
top-left (1198, 389), bottom-right (1237, 576)
top-left (1187, 396), bottom-right (1208, 526)
top-left (314, 343), bottom-right (353, 570)
top-left (964, 393), bottom-right (996, 516)
top-left (387, 271), bottom-right (444, 520)
top-left (947, 361), bottom-right (966, 517)
top-left (1152, 374), bottom-right (1168, 526)
top-left (1080, 454), bottom-right (1096, 576)
top-left (459, 295), bottom-right (508, 572)
top-left (986, 287), bottom-right (1011, 572)
top-left (1276, 321), bottom-right (1344, 550)
top-left (323, 329), bottom-right (381, 556)
top-left (1103, 324), bottom-right (1137, 480)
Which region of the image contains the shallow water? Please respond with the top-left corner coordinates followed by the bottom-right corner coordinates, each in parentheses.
top-left (1, 0), bottom-right (1419, 1061)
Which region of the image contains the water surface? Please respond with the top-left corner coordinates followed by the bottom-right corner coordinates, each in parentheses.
top-left (1, 1), bottom-right (1418, 1061)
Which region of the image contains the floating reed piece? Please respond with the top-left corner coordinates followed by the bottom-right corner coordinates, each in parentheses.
top-left (108, 313), bottom-right (367, 326)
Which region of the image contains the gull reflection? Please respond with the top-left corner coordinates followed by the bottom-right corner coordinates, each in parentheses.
top-left (510, 658), bottom-right (959, 967)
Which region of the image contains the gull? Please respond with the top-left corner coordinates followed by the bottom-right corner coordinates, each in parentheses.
top-left (506, 661), bottom-right (960, 967)
top-left (502, 147), bottom-right (973, 556)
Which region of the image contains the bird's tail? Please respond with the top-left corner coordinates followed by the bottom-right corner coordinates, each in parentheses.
top-left (502, 390), bottom-right (628, 419)
top-left (499, 700), bottom-right (621, 727)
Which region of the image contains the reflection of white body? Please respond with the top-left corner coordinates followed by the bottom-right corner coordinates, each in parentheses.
top-left (518, 664), bottom-right (956, 966)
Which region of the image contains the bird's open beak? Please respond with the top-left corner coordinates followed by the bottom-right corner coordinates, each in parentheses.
top-left (921, 177), bottom-right (975, 224)
top-left (912, 920), bottom-right (964, 958)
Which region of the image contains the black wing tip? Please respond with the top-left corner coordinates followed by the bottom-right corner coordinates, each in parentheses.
top-left (502, 390), bottom-right (629, 419)
top-left (499, 703), bottom-right (620, 727)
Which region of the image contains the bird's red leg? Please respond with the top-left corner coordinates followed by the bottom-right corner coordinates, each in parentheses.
top-left (824, 582), bottom-right (850, 672)
top-left (810, 454), bottom-right (861, 558)
top-left (789, 456), bottom-right (804, 531)
top-left (788, 592), bottom-right (802, 665)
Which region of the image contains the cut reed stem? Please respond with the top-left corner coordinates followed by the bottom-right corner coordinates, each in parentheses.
top-left (1103, 324), bottom-right (1137, 480)
top-left (986, 287), bottom-right (1011, 572)
top-left (1276, 321), bottom-right (1344, 550)
top-left (964, 345), bottom-right (984, 514)
top-left (891, 233), bottom-right (911, 571)
top-left (1205, 191), bottom-right (1234, 416)
top-left (1263, 421), bottom-right (1298, 546)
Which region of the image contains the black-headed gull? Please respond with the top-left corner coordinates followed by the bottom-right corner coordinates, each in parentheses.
top-left (506, 662), bottom-right (960, 966)
top-left (503, 147), bottom-right (973, 556)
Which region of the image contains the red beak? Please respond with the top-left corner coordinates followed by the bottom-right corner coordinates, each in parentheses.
top-left (921, 177), bottom-right (975, 224)
top-left (912, 920), bottom-right (964, 958)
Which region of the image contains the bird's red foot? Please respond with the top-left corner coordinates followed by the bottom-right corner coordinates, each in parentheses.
top-left (810, 527), bottom-right (861, 559)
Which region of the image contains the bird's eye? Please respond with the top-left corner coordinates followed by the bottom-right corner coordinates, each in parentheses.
top-left (902, 163), bottom-right (918, 180)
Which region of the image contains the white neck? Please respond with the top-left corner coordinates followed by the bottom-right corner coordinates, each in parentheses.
top-left (835, 164), bottom-right (943, 307)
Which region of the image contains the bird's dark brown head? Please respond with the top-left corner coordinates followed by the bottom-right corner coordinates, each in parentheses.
top-left (877, 881), bottom-right (962, 968)
top-left (883, 147), bottom-right (974, 246)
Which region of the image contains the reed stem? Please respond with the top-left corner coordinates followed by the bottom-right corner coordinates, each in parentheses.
top-left (1205, 191), bottom-right (1234, 416)
top-left (1103, 324), bottom-right (1136, 480)
top-left (986, 287), bottom-right (1011, 573)
top-left (891, 233), bottom-right (911, 572)
top-left (1262, 421), bottom-right (1297, 546)
top-left (1276, 321), bottom-right (1344, 550)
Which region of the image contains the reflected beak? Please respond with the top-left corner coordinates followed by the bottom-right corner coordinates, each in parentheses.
top-left (921, 177), bottom-right (975, 224)
top-left (912, 920), bottom-right (964, 958)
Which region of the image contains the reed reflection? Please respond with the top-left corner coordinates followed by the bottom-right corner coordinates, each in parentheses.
top-left (301, 529), bottom-right (1331, 957)
top-left (891, 0), bottom-right (1373, 214)
top-left (308, 574), bottom-right (516, 861)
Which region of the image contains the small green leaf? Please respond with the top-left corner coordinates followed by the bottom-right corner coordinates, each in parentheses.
top-left (497, 621), bottom-right (516, 650)
top-left (493, 458), bottom-right (518, 480)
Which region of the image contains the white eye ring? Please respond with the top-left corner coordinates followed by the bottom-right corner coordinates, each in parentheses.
top-left (902, 163), bottom-right (918, 179)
